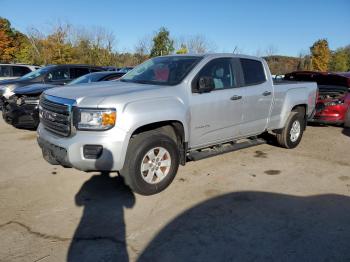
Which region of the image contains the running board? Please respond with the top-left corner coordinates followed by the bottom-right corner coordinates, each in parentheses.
top-left (188, 138), bottom-right (266, 161)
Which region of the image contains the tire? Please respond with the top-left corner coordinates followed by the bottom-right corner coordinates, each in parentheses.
top-left (120, 130), bottom-right (180, 195)
top-left (345, 110), bottom-right (350, 128)
top-left (276, 111), bottom-right (305, 149)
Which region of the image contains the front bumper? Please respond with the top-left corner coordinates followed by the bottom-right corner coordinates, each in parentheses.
top-left (2, 102), bottom-right (39, 128)
top-left (308, 118), bottom-right (344, 125)
top-left (37, 124), bottom-right (130, 172)
top-left (308, 103), bottom-right (347, 125)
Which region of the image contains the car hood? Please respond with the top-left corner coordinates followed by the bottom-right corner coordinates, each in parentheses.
top-left (0, 78), bottom-right (40, 90)
top-left (44, 81), bottom-right (169, 107)
top-left (14, 83), bottom-right (58, 96)
top-left (0, 79), bottom-right (24, 86)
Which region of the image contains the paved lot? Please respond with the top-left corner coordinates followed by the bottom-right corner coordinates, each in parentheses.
top-left (0, 117), bottom-right (350, 262)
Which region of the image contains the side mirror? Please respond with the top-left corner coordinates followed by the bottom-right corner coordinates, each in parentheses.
top-left (193, 76), bottom-right (215, 93)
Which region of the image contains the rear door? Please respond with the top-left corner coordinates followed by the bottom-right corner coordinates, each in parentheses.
top-left (189, 58), bottom-right (244, 148)
top-left (239, 58), bottom-right (273, 135)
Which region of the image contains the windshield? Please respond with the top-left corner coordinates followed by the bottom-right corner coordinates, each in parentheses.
top-left (20, 67), bottom-right (51, 80)
top-left (69, 72), bottom-right (104, 85)
top-left (121, 56), bottom-right (202, 85)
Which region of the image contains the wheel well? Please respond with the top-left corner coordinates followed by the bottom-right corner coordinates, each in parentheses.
top-left (131, 121), bottom-right (187, 165)
top-left (292, 104), bottom-right (307, 130)
top-left (132, 121), bottom-right (185, 143)
top-left (292, 104), bottom-right (306, 115)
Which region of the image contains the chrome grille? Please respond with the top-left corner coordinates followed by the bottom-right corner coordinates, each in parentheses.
top-left (39, 95), bottom-right (72, 137)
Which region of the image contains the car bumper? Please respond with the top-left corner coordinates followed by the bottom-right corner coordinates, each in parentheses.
top-left (309, 104), bottom-right (347, 125)
top-left (2, 102), bottom-right (39, 128)
top-left (308, 118), bottom-right (344, 125)
top-left (37, 124), bottom-right (130, 172)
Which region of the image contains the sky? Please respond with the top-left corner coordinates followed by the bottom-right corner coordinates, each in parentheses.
top-left (1, 0), bottom-right (349, 57)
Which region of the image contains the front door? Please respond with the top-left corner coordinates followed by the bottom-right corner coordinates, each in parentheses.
top-left (189, 58), bottom-right (244, 148)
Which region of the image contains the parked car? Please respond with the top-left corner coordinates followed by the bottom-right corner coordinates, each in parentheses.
top-left (0, 64), bottom-right (105, 109)
top-left (2, 71), bottom-right (125, 129)
top-left (0, 64), bottom-right (40, 81)
top-left (284, 71), bottom-right (350, 125)
top-left (37, 54), bottom-right (317, 195)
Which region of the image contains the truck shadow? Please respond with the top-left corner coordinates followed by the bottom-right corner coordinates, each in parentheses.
top-left (67, 170), bottom-right (135, 261)
top-left (138, 191), bottom-right (350, 262)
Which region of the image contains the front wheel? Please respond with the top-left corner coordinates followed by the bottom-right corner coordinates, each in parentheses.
top-left (276, 111), bottom-right (305, 149)
top-left (120, 131), bottom-right (180, 195)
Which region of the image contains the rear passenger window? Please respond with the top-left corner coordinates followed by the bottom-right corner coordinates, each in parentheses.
top-left (240, 59), bottom-right (266, 86)
top-left (12, 66), bottom-right (31, 77)
top-left (70, 68), bottom-right (90, 79)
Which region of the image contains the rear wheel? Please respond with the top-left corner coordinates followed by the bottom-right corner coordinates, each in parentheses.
top-left (120, 130), bottom-right (180, 195)
top-left (276, 111), bottom-right (305, 149)
top-left (345, 109), bottom-right (350, 128)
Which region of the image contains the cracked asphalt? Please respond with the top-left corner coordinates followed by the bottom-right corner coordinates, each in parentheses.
top-left (1, 117), bottom-right (350, 262)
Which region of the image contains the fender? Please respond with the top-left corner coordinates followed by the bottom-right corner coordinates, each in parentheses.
top-left (273, 87), bottom-right (309, 129)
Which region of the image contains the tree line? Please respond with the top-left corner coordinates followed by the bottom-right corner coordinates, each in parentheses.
top-left (0, 17), bottom-right (349, 75)
top-left (0, 18), bottom-right (213, 67)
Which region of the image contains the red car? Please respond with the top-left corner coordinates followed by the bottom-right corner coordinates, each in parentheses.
top-left (284, 71), bottom-right (350, 125)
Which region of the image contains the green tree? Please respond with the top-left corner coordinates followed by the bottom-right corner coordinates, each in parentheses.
top-left (150, 27), bottom-right (174, 57)
top-left (176, 44), bottom-right (188, 54)
top-left (310, 39), bottom-right (331, 71)
top-left (329, 48), bottom-right (350, 72)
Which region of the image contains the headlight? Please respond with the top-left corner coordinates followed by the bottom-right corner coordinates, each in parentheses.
top-left (2, 86), bottom-right (15, 99)
top-left (16, 97), bottom-right (23, 106)
top-left (77, 109), bottom-right (116, 130)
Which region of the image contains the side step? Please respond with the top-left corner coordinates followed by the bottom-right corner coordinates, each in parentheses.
top-left (188, 138), bottom-right (266, 161)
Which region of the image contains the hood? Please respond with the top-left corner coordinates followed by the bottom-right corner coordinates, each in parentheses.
top-left (14, 83), bottom-right (58, 96)
top-left (0, 78), bottom-right (23, 86)
top-left (0, 78), bottom-right (40, 90)
top-left (44, 81), bottom-right (166, 107)
top-left (0, 77), bottom-right (33, 86)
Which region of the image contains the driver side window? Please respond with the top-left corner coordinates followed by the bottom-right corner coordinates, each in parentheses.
top-left (197, 58), bottom-right (236, 90)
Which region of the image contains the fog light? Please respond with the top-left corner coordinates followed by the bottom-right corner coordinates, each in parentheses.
top-left (83, 145), bottom-right (103, 159)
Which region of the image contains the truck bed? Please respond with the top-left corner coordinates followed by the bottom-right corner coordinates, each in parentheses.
top-left (273, 79), bottom-right (312, 85)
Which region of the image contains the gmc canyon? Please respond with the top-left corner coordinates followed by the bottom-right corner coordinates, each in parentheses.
top-left (37, 54), bottom-right (317, 195)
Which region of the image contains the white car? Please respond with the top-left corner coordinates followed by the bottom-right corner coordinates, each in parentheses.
top-left (0, 64), bottom-right (40, 81)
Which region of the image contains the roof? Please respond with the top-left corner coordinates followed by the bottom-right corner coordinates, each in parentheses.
top-left (160, 53), bottom-right (263, 60)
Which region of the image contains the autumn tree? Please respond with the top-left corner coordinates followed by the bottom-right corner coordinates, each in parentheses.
top-left (0, 17), bottom-right (30, 63)
top-left (310, 39), bottom-right (331, 71)
top-left (150, 27), bottom-right (174, 57)
top-left (176, 44), bottom-right (188, 54)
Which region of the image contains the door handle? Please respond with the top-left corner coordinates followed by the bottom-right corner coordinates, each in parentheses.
top-left (230, 95), bottom-right (242, 100)
top-left (262, 91), bottom-right (272, 96)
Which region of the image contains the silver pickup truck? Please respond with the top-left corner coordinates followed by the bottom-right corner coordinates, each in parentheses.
top-left (37, 54), bottom-right (317, 195)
